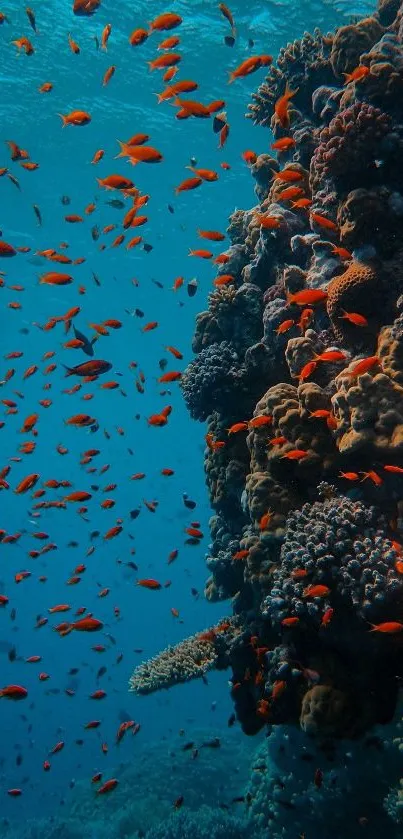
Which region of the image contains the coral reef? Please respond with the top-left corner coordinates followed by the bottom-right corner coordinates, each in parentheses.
top-left (133, 4), bottom-right (403, 835)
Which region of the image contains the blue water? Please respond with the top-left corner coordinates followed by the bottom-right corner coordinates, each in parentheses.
top-left (0, 0), bottom-right (376, 835)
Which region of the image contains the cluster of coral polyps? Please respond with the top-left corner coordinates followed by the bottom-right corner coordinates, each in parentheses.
top-left (132, 0), bottom-right (403, 746)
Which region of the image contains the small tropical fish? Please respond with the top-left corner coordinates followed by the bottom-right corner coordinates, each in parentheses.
top-left (343, 65), bottom-right (369, 85)
top-left (339, 310), bottom-right (368, 327)
top-left (137, 579), bottom-right (162, 590)
top-left (303, 585), bottom-right (330, 598)
top-left (274, 82), bottom-right (298, 129)
top-left (369, 621), bottom-right (403, 633)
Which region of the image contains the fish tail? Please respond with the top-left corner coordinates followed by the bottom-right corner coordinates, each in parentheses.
top-left (62, 364), bottom-right (73, 377)
top-left (57, 113), bottom-right (67, 127)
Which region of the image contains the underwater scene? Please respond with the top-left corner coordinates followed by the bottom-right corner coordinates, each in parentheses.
top-left (3, 0), bottom-right (403, 837)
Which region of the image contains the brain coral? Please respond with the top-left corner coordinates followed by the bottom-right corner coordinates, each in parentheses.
top-left (263, 495), bottom-right (402, 624)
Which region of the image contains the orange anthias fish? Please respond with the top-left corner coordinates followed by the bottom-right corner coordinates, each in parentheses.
top-left (343, 65), bottom-right (370, 85)
top-left (149, 13), bottom-right (182, 31)
top-left (137, 579), bottom-right (162, 590)
top-left (228, 55), bottom-right (272, 83)
top-left (58, 110), bottom-right (91, 127)
top-left (271, 137), bottom-right (296, 152)
top-left (274, 82), bottom-right (299, 129)
top-left (339, 310), bottom-right (368, 327)
top-left (287, 289), bottom-right (328, 306)
top-left (369, 621), bottom-right (403, 633)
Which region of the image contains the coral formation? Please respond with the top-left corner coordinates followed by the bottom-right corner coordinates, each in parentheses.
top-left (133, 3), bottom-right (403, 834)
top-left (130, 620), bottom-right (238, 694)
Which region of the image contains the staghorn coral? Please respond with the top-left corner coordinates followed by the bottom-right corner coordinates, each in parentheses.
top-left (130, 620), bottom-right (238, 694)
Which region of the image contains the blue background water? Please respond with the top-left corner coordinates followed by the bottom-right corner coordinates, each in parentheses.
top-left (0, 0), bottom-right (374, 828)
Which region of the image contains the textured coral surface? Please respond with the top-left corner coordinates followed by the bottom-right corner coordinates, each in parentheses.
top-left (133, 2), bottom-right (403, 834)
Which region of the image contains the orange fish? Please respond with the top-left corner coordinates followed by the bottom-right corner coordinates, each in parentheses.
top-left (158, 371), bottom-right (182, 383)
top-left (310, 213), bottom-right (339, 233)
top-left (271, 137), bottom-right (296, 151)
top-left (273, 168), bottom-right (303, 183)
top-left (59, 110), bottom-right (91, 126)
top-left (39, 82), bottom-right (53, 93)
top-left (175, 177), bottom-right (203, 194)
top-left (129, 28), bottom-right (148, 46)
top-left (281, 449), bottom-right (308, 460)
top-left (369, 621), bottom-right (403, 633)
top-left (349, 355), bottom-right (380, 378)
top-left (360, 470), bottom-right (383, 487)
top-left (101, 23), bottom-right (111, 50)
top-left (148, 52), bottom-right (181, 71)
top-left (288, 289), bottom-right (327, 306)
top-left (339, 310), bottom-right (368, 327)
top-left (228, 55), bottom-right (271, 83)
top-left (149, 13), bottom-right (182, 31)
top-left (116, 142), bottom-right (163, 165)
top-left (274, 82), bottom-right (298, 129)
top-left (102, 65), bottom-right (116, 86)
top-left (303, 585), bottom-right (330, 599)
top-left (137, 579), bottom-right (162, 590)
top-left (15, 473), bottom-right (40, 494)
top-left (68, 33), bottom-right (80, 53)
top-left (344, 65), bottom-right (369, 85)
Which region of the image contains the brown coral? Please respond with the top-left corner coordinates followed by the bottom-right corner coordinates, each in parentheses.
top-left (337, 187), bottom-right (403, 258)
top-left (330, 17), bottom-right (384, 77)
top-left (378, 321), bottom-right (403, 386)
top-left (300, 685), bottom-right (353, 737)
top-left (332, 362), bottom-right (403, 453)
top-left (326, 260), bottom-right (384, 344)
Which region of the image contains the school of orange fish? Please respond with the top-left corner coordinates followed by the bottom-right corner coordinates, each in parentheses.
top-left (1, 1), bottom-right (398, 803)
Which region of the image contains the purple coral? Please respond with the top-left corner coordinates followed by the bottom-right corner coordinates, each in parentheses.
top-left (310, 102), bottom-right (392, 196)
top-left (263, 495), bottom-right (402, 625)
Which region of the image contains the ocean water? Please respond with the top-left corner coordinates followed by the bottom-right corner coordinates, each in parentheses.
top-left (0, 1), bottom-right (390, 837)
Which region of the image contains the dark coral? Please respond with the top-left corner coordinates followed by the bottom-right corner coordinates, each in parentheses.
top-left (326, 259), bottom-right (386, 344)
top-left (310, 102), bottom-right (393, 196)
top-left (330, 17), bottom-right (384, 77)
top-left (137, 2), bottom-right (403, 779)
top-left (248, 30), bottom-right (334, 128)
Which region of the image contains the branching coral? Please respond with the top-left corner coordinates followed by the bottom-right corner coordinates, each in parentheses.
top-left (248, 30), bottom-right (334, 127)
top-left (129, 620), bottom-right (238, 694)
